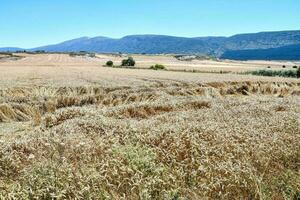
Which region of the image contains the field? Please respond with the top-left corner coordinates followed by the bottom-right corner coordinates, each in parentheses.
top-left (0, 53), bottom-right (299, 199)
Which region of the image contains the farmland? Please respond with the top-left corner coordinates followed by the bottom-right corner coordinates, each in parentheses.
top-left (0, 53), bottom-right (299, 199)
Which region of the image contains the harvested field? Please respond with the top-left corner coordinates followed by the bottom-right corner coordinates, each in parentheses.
top-left (0, 53), bottom-right (299, 199)
top-left (1, 53), bottom-right (299, 72)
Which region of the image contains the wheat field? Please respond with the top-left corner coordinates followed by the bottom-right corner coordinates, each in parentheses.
top-left (0, 53), bottom-right (299, 199)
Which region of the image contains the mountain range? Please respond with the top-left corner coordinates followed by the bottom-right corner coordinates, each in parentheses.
top-left (221, 43), bottom-right (300, 60)
top-left (1, 30), bottom-right (300, 60)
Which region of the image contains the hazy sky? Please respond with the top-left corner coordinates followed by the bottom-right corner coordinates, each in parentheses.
top-left (0, 0), bottom-right (299, 48)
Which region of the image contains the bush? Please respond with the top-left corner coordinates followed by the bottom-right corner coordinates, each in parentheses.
top-left (292, 66), bottom-right (298, 69)
top-left (0, 52), bottom-right (13, 56)
top-left (282, 65), bottom-right (286, 68)
top-left (150, 64), bottom-right (166, 70)
top-left (297, 67), bottom-right (300, 78)
top-left (69, 52), bottom-right (95, 58)
top-left (121, 57), bottom-right (135, 67)
top-left (106, 61), bottom-right (114, 67)
top-left (89, 53), bottom-right (96, 58)
top-left (34, 50), bottom-right (46, 54)
top-left (250, 69), bottom-right (299, 78)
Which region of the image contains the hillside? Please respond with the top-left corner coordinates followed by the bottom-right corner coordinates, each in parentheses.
top-left (221, 44), bottom-right (300, 60)
top-left (32, 35), bottom-right (220, 55)
top-left (225, 30), bottom-right (300, 50)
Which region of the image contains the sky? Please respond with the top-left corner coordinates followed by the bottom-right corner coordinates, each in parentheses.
top-left (0, 0), bottom-right (299, 48)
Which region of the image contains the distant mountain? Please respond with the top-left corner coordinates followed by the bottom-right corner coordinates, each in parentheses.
top-left (2, 30), bottom-right (300, 60)
top-left (32, 35), bottom-right (223, 55)
top-left (221, 44), bottom-right (300, 60)
top-left (225, 31), bottom-right (300, 49)
top-left (0, 47), bottom-right (24, 52)
top-left (31, 37), bottom-right (115, 52)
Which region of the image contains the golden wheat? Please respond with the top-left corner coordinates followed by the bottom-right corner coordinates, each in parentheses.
top-left (0, 54), bottom-right (300, 199)
top-left (0, 79), bottom-right (299, 199)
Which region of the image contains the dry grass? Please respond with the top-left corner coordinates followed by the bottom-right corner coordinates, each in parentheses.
top-left (0, 54), bottom-right (299, 199)
top-left (0, 81), bottom-right (299, 199)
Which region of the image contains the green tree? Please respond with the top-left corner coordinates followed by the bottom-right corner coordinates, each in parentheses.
top-left (121, 57), bottom-right (135, 67)
top-left (297, 67), bottom-right (300, 78)
top-left (106, 60), bottom-right (114, 67)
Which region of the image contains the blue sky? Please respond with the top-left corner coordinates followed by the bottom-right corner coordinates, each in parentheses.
top-left (0, 0), bottom-right (299, 48)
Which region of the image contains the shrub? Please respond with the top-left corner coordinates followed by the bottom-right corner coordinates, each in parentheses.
top-left (297, 67), bottom-right (300, 78)
top-left (69, 52), bottom-right (95, 58)
top-left (89, 53), bottom-right (96, 58)
top-left (106, 61), bottom-right (114, 67)
top-left (0, 52), bottom-right (13, 56)
top-left (34, 50), bottom-right (46, 54)
top-left (282, 65), bottom-right (286, 68)
top-left (121, 57), bottom-right (135, 67)
top-left (250, 69), bottom-right (299, 78)
top-left (150, 64), bottom-right (166, 70)
top-left (16, 50), bottom-right (27, 53)
top-left (292, 66), bottom-right (298, 69)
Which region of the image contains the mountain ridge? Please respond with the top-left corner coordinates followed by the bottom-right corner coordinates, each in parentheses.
top-left (1, 30), bottom-right (300, 60)
top-left (221, 43), bottom-right (300, 60)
